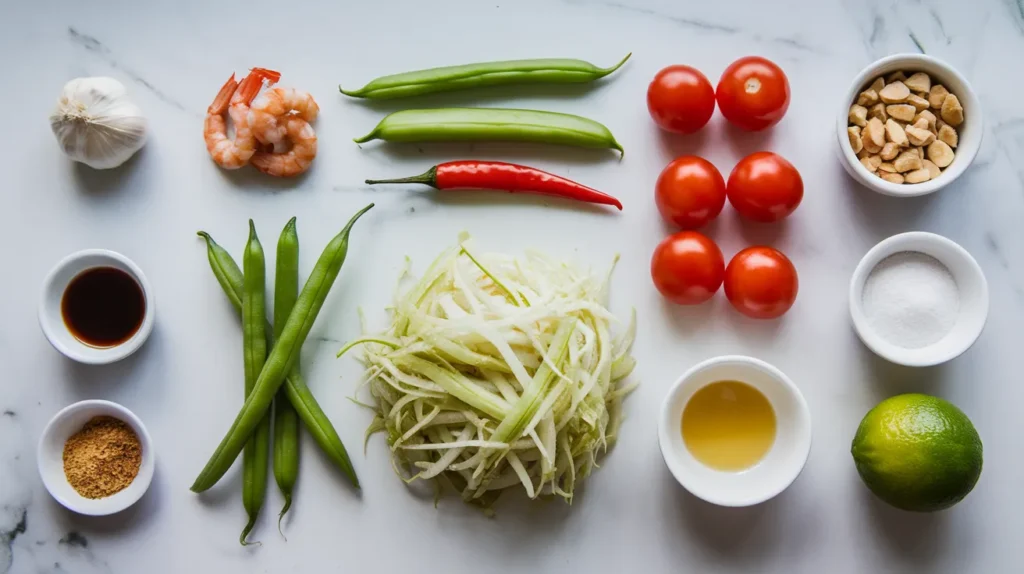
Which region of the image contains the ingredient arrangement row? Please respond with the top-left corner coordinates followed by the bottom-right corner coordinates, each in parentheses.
top-left (35, 50), bottom-right (989, 547)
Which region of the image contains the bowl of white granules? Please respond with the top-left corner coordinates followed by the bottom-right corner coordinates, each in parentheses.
top-left (849, 232), bottom-right (988, 367)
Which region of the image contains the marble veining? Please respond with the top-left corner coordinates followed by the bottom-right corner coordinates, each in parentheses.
top-left (566, 0), bottom-right (827, 54)
top-left (3, 0), bottom-right (1024, 572)
top-left (67, 27), bottom-right (191, 115)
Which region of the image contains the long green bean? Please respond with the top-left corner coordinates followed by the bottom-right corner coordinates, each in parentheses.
top-left (273, 217), bottom-right (300, 533)
top-left (353, 108), bottom-right (623, 154)
top-left (340, 53), bottom-right (630, 100)
top-left (240, 220), bottom-right (270, 546)
top-left (196, 232), bottom-right (359, 487)
top-left (191, 204), bottom-right (372, 493)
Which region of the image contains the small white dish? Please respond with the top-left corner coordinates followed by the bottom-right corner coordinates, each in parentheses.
top-left (836, 53), bottom-right (982, 197)
top-left (39, 249), bottom-right (154, 364)
top-left (658, 355), bottom-right (812, 507)
top-left (38, 400), bottom-right (155, 516)
top-left (849, 232), bottom-right (988, 367)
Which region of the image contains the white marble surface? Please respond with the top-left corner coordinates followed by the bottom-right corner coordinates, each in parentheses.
top-left (2, 0), bottom-right (1023, 572)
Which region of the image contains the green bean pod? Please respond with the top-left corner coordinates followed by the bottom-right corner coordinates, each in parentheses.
top-left (340, 53), bottom-right (630, 100)
top-left (353, 108), bottom-right (623, 154)
top-left (240, 220), bottom-right (271, 546)
top-left (191, 204), bottom-right (373, 493)
top-left (195, 231), bottom-right (360, 488)
top-left (273, 217), bottom-right (301, 533)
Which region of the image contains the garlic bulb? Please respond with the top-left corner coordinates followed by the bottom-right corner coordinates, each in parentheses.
top-left (50, 77), bottom-right (148, 169)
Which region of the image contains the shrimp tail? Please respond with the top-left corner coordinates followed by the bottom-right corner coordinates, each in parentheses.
top-left (235, 68), bottom-right (281, 106)
top-left (208, 74), bottom-right (237, 115)
top-left (250, 67), bottom-right (282, 83)
top-left (235, 74), bottom-right (267, 106)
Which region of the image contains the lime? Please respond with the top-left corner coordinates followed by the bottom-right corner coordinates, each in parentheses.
top-left (851, 393), bottom-right (982, 512)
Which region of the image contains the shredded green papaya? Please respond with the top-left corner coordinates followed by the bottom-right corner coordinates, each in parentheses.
top-left (339, 235), bottom-right (637, 506)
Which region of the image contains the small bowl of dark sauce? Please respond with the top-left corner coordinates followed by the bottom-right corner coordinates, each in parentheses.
top-left (39, 250), bottom-right (154, 364)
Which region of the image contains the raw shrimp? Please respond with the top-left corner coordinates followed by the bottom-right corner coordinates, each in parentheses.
top-left (204, 68), bottom-right (281, 169)
top-left (251, 115), bottom-right (317, 177)
top-left (248, 87), bottom-right (320, 146)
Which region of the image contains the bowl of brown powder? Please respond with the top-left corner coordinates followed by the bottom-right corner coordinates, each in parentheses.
top-left (37, 400), bottom-right (154, 515)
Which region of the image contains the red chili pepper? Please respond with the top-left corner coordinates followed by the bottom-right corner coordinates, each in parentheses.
top-left (365, 161), bottom-right (622, 210)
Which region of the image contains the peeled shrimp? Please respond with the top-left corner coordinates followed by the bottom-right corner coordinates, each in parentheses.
top-left (204, 68), bottom-right (280, 169)
top-left (251, 115), bottom-right (317, 177)
top-left (248, 87), bottom-right (320, 146)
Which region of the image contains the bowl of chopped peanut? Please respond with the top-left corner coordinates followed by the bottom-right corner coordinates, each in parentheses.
top-left (837, 53), bottom-right (982, 197)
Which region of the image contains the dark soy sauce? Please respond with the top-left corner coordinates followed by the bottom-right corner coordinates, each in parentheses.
top-left (61, 267), bottom-right (146, 347)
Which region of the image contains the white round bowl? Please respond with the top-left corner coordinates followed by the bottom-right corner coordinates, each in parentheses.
top-left (849, 232), bottom-right (988, 367)
top-left (38, 400), bottom-right (155, 516)
top-left (658, 355), bottom-right (812, 507)
top-left (39, 249), bottom-right (154, 364)
top-left (836, 53), bottom-right (982, 197)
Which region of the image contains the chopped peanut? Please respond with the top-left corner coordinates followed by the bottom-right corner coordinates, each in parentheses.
top-left (905, 168), bottom-right (932, 183)
top-left (862, 131), bottom-right (882, 154)
top-left (879, 81), bottom-right (910, 104)
top-left (849, 104), bottom-right (868, 127)
top-left (906, 93), bottom-right (930, 112)
top-left (886, 104), bottom-right (916, 122)
top-left (861, 155), bottom-right (882, 172)
top-left (880, 142), bottom-right (900, 161)
top-left (848, 126), bottom-right (863, 153)
top-left (904, 72), bottom-right (931, 93)
top-left (929, 84), bottom-right (949, 109)
top-left (906, 125), bottom-right (935, 146)
top-left (857, 89), bottom-right (879, 107)
top-left (866, 117), bottom-right (886, 148)
top-left (886, 71), bottom-right (907, 83)
top-left (849, 71), bottom-right (963, 186)
top-left (913, 110), bottom-right (937, 131)
top-left (940, 94), bottom-right (964, 126)
top-left (894, 150), bottom-right (923, 173)
top-left (868, 103), bottom-right (888, 122)
top-left (927, 140), bottom-right (955, 168)
top-left (885, 119), bottom-right (909, 146)
top-left (938, 124), bottom-right (958, 148)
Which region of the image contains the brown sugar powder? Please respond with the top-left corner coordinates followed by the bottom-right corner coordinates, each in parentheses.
top-left (62, 416), bottom-right (142, 499)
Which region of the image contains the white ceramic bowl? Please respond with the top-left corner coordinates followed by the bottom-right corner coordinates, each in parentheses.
top-left (658, 355), bottom-right (812, 507)
top-left (39, 249), bottom-right (154, 364)
top-left (849, 232), bottom-right (988, 367)
top-left (38, 400), bottom-right (155, 516)
top-left (836, 53), bottom-right (982, 197)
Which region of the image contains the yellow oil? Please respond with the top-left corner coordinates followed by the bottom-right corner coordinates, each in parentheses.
top-left (681, 380), bottom-right (777, 472)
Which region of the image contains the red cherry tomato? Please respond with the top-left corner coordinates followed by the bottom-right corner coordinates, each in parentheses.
top-left (651, 232), bottom-right (725, 305)
top-left (655, 156), bottom-right (726, 230)
top-left (724, 246), bottom-right (798, 319)
top-left (716, 56), bottom-right (790, 131)
top-left (727, 152), bottom-right (803, 222)
top-left (647, 65), bottom-right (716, 134)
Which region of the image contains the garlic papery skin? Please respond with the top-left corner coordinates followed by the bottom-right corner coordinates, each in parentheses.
top-left (50, 77), bottom-right (148, 169)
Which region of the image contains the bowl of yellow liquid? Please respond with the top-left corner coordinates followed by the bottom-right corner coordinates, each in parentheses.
top-left (658, 355), bottom-right (812, 507)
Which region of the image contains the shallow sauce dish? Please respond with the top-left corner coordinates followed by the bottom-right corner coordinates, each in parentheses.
top-left (658, 355), bottom-right (812, 507)
top-left (37, 400), bottom-right (155, 516)
top-left (39, 249), bottom-right (155, 365)
top-left (835, 53), bottom-right (982, 197)
top-left (849, 232), bottom-right (988, 367)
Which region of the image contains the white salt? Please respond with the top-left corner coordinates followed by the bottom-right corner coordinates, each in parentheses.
top-left (862, 252), bottom-right (960, 349)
